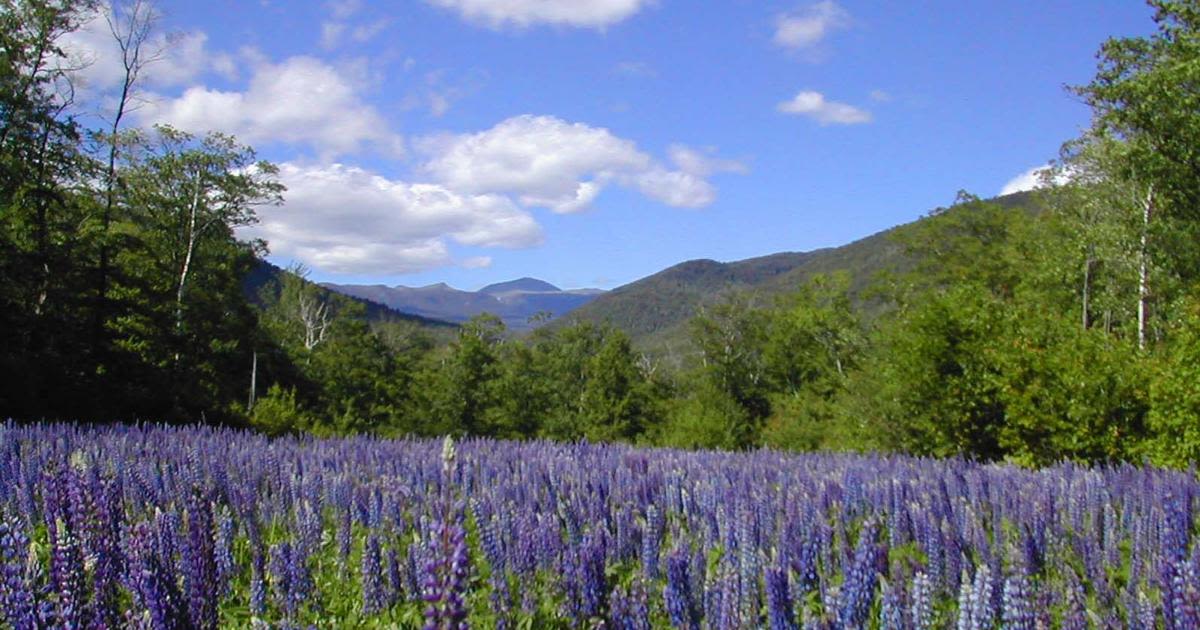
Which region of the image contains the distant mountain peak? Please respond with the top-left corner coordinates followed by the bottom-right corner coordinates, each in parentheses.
top-left (324, 276), bottom-right (602, 331)
top-left (479, 277), bottom-right (561, 294)
top-left (415, 282), bottom-right (453, 291)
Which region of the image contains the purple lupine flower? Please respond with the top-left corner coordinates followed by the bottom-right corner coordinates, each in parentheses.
top-left (910, 571), bottom-right (933, 630)
top-left (1137, 589), bottom-right (1157, 630)
top-left (609, 577), bottom-right (651, 630)
top-left (765, 563), bottom-right (796, 630)
top-left (126, 519), bottom-right (188, 630)
top-left (664, 545), bottom-right (699, 630)
top-left (361, 533), bottom-right (386, 615)
top-left (839, 520), bottom-right (882, 628)
top-left (269, 542), bottom-right (298, 618)
top-left (879, 578), bottom-right (905, 630)
top-left (183, 492), bottom-right (219, 630)
top-left (0, 517), bottom-right (38, 630)
top-left (1176, 560), bottom-right (1200, 630)
top-left (88, 472), bottom-right (125, 628)
top-left (1061, 569), bottom-right (1088, 630)
top-left (573, 530), bottom-right (607, 621)
top-left (213, 509), bottom-right (235, 599)
top-left (421, 515), bottom-right (470, 630)
top-left (1001, 571), bottom-right (1035, 630)
top-left (48, 516), bottom-right (85, 629)
top-left (387, 545), bottom-right (404, 609)
top-left (955, 571), bottom-right (973, 630)
top-left (249, 550), bottom-right (268, 618)
top-left (336, 506), bottom-right (353, 574)
top-left (642, 504), bottom-right (663, 580)
top-left (970, 561), bottom-right (995, 628)
top-left (422, 437), bottom-right (471, 630)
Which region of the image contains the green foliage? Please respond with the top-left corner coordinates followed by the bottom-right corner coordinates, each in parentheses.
top-left (866, 285), bottom-right (1009, 459)
top-left (654, 383), bottom-right (743, 451)
top-left (994, 312), bottom-right (1149, 466)
top-left (249, 384), bottom-right (308, 436)
top-left (1147, 294), bottom-right (1200, 466)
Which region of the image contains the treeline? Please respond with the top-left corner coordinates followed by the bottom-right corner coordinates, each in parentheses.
top-left (1, 1), bottom-right (285, 424)
top-left (3, 0), bottom-right (1200, 467)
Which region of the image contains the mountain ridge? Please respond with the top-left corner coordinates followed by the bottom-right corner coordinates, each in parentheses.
top-left (557, 191), bottom-right (1041, 353)
top-left (323, 277), bottom-right (606, 331)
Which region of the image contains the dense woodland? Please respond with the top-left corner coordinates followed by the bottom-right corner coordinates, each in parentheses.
top-left (3, 0), bottom-right (1200, 467)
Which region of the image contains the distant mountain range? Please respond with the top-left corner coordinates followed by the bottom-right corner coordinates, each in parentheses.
top-left (323, 277), bottom-right (606, 331)
top-left (245, 261), bottom-right (460, 335)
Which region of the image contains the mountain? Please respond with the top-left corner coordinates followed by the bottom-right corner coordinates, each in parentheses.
top-left (323, 278), bottom-right (606, 331)
top-left (479, 277), bottom-right (561, 294)
top-left (244, 260), bottom-right (459, 336)
top-left (558, 191), bottom-right (1041, 354)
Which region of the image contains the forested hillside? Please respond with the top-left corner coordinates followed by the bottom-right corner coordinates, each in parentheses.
top-left (2, 0), bottom-right (1200, 467)
top-left (557, 191), bottom-right (1043, 355)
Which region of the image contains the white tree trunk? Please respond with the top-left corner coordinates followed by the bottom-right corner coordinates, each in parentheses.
top-left (1137, 185), bottom-right (1154, 351)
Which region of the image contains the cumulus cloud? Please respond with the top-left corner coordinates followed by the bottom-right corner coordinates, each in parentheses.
top-left (57, 7), bottom-right (218, 94)
top-left (417, 115), bottom-right (733, 212)
top-left (668, 145), bottom-right (748, 177)
top-left (423, 0), bottom-right (652, 29)
top-left (773, 1), bottom-right (849, 50)
top-left (140, 55), bottom-right (403, 159)
top-left (247, 163), bottom-right (542, 274)
top-left (1000, 164), bottom-right (1072, 195)
top-left (777, 91), bottom-right (871, 125)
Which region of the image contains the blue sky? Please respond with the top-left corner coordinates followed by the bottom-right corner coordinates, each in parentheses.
top-left (65, 0), bottom-right (1154, 290)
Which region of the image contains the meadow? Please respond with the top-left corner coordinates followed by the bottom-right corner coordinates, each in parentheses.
top-left (0, 422), bottom-right (1197, 629)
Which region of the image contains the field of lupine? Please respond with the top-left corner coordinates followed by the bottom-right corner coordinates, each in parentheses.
top-left (0, 423), bottom-right (1198, 629)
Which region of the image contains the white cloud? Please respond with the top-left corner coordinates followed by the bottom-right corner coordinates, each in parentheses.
top-left (247, 163), bottom-right (543, 274)
top-left (140, 55), bottom-right (403, 159)
top-left (351, 19), bottom-right (391, 43)
top-left (328, 0), bottom-right (363, 20)
top-left (1000, 164), bottom-right (1072, 195)
top-left (869, 89), bottom-right (891, 102)
top-left (320, 22), bottom-right (346, 50)
top-left (57, 7), bottom-right (217, 94)
top-left (424, 0), bottom-right (652, 29)
top-left (668, 145), bottom-right (747, 177)
top-left (773, 1), bottom-right (849, 50)
top-left (401, 69), bottom-right (486, 118)
top-left (417, 115), bottom-right (732, 212)
top-left (777, 91), bottom-right (871, 125)
top-left (461, 256), bottom-right (494, 269)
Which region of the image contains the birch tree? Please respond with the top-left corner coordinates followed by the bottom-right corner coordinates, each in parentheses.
top-left (123, 126), bottom-right (282, 347)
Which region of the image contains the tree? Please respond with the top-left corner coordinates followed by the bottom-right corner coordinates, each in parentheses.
top-left (579, 329), bottom-right (655, 442)
top-left (1147, 294), bottom-right (1200, 467)
top-left (106, 126), bottom-right (282, 421)
top-left (1073, 0), bottom-right (1200, 348)
top-left (0, 0), bottom-right (96, 419)
top-left (866, 286), bottom-right (1008, 459)
top-left (425, 314), bottom-right (505, 436)
top-left (121, 126), bottom-right (282, 339)
top-left (689, 294), bottom-right (770, 448)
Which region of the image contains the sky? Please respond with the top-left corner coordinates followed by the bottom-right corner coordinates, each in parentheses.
top-left (62, 0), bottom-right (1156, 291)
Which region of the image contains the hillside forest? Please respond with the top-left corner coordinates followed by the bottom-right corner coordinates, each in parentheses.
top-left (3, 0), bottom-right (1200, 468)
